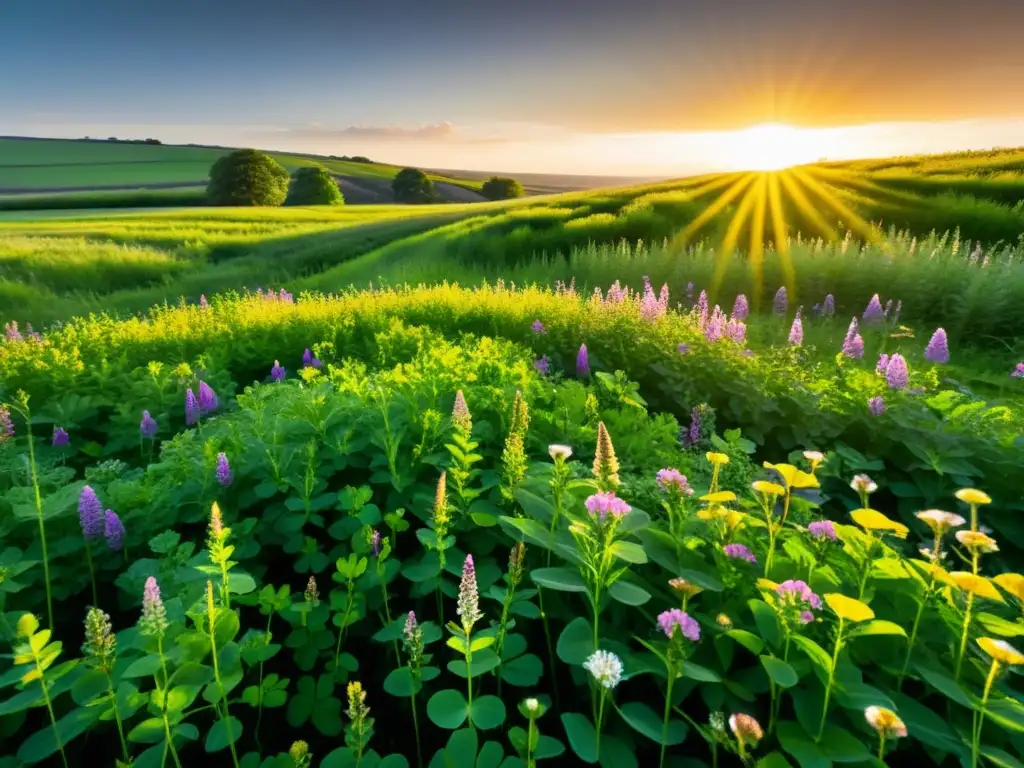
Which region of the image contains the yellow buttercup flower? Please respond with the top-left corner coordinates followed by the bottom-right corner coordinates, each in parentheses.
top-left (763, 462), bottom-right (819, 490)
top-left (955, 488), bottom-right (991, 506)
top-left (864, 707), bottom-right (907, 738)
top-left (955, 530), bottom-right (998, 554)
top-left (752, 481), bottom-right (785, 497)
top-left (706, 452), bottom-right (730, 466)
top-left (977, 637), bottom-right (1024, 666)
top-left (701, 491), bottom-right (737, 504)
top-left (824, 593), bottom-right (875, 622)
top-left (949, 572), bottom-right (1005, 602)
top-left (993, 573), bottom-right (1024, 602)
top-left (851, 508), bottom-right (909, 539)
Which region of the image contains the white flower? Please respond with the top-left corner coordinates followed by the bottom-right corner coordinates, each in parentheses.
top-left (956, 530), bottom-right (999, 554)
top-left (583, 650), bottom-right (623, 689)
top-left (915, 509), bottom-right (966, 533)
top-left (864, 706), bottom-right (907, 738)
top-left (548, 444), bottom-right (573, 461)
top-left (803, 450), bottom-right (825, 464)
top-left (850, 474), bottom-right (877, 495)
top-left (525, 698), bottom-right (539, 713)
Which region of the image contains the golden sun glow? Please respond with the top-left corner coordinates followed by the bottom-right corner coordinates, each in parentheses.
top-left (726, 122), bottom-right (835, 171)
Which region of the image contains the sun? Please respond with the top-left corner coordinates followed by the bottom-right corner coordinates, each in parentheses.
top-left (728, 122), bottom-right (826, 172)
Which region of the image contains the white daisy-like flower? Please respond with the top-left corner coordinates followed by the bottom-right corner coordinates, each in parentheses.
top-left (583, 650), bottom-right (623, 689)
top-left (915, 509), bottom-right (966, 534)
top-left (525, 698), bottom-right (540, 713)
top-left (548, 444), bottom-right (573, 460)
top-left (850, 474), bottom-right (877, 495)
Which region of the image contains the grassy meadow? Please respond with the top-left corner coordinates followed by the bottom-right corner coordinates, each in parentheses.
top-left (1, 146), bottom-right (1024, 768)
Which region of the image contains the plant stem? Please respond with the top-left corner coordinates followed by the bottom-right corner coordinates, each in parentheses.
top-left (897, 574), bottom-right (935, 690)
top-left (333, 586), bottom-right (355, 672)
top-left (24, 419), bottom-right (54, 630)
top-left (380, 577), bottom-right (399, 662)
top-left (955, 560), bottom-right (979, 682)
top-left (207, 589), bottom-right (240, 768)
top-left (526, 713), bottom-right (537, 768)
top-left (537, 586), bottom-right (560, 712)
top-left (465, 633), bottom-right (475, 731)
top-left (255, 613), bottom-right (273, 748)
top-left (816, 618), bottom-right (844, 741)
top-left (595, 688), bottom-right (607, 760)
top-left (971, 660), bottom-right (1000, 768)
top-left (410, 688), bottom-right (424, 768)
top-left (105, 673), bottom-right (130, 762)
top-left (659, 671), bottom-right (675, 768)
top-left (157, 636), bottom-right (184, 768)
top-left (877, 732), bottom-right (886, 764)
top-left (34, 654), bottom-right (68, 768)
top-left (84, 538), bottom-right (99, 607)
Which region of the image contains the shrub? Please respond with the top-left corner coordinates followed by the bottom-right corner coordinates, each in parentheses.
top-left (285, 167), bottom-right (344, 206)
top-left (207, 149), bottom-right (290, 207)
top-left (481, 176), bottom-right (525, 201)
top-left (392, 168), bottom-right (437, 204)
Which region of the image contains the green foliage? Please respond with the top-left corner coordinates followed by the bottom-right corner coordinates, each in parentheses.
top-left (206, 149), bottom-right (290, 207)
top-left (392, 168), bottom-right (437, 204)
top-left (481, 177), bottom-right (525, 201)
top-left (285, 167), bottom-right (344, 207)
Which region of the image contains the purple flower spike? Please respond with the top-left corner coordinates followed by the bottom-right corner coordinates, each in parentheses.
top-left (215, 452), bottom-right (232, 487)
top-left (822, 294), bottom-right (835, 317)
top-left (531, 320), bottom-right (547, 335)
top-left (924, 328), bottom-right (949, 364)
top-left (371, 529), bottom-right (382, 557)
top-left (724, 543), bottom-right (757, 564)
top-left (696, 290), bottom-right (709, 329)
top-left (0, 406), bottom-right (13, 440)
top-left (875, 354), bottom-right (890, 375)
top-left (677, 343), bottom-right (690, 355)
top-left (682, 407), bottom-right (701, 447)
top-left (788, 311), bottom-right (803, 347)
top-left (885, 354), bottom-right (909, 389)
top-left (457, 555), bottom-right (483, 630)
top-left (576, 344), bottom-right (590, 377)
top-left (868, 396), bottom-right (887, 415)
top-left (140, 410), bottom-right (158, 438)
top-left (302, 348), bottom-right (313, 367)
top-left (841, 318), bottom-right (863, 359)
top-left (52, 427), bottom-right (69, 447)
top-left (198, 381), bottom-right (218, 413)
top-left (726, 318), bottom-right (746, 344)
top-left (533, 355), bottom-right (550, 376)
top-left (185, 389), bottom-right (200, 426)
top-left (271, 360), bottom-right (286, 381)
top-left (863, 294), bottom-right (885, 324)
top-left (808, 520), bottom-right (837, 541)
top-left (104, 510), bottom-right (125, 551)
top-left (1013, 362), bottom-right (1024, 378)
top-left (773, 287), bottom-right (788, 316)
top-left (657, 608), bottom-right (701, 642)
top-left (199, 294), bottom-right (209, 309)
top-left (79, 486), bottom-right (104, 540)
top-left (732, 294), bottom-right (749, 321)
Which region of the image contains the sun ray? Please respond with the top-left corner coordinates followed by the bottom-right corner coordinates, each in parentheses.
top-left (790, 167), bottom-right (880, 244)
top-left (778, 171), bottom-right (839, 242)
top-left (669, 173), bottom-right (757, 249)
top-left (713, 174), bottom-right (763, 299)
top-left (747, 174), bottom-right (769, 312)
top-left (766, 172), bottom-right (796, 305)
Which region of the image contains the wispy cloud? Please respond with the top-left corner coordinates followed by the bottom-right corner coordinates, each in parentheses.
top-left (281, 122), bottom-right (458, 140)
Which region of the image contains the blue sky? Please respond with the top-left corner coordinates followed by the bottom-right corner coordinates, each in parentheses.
top-left (2, 0), bottom-right (1023, 174)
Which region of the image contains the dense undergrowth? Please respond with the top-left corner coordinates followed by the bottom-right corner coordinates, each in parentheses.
top-left (2, 286), bottom-right (1024, 768)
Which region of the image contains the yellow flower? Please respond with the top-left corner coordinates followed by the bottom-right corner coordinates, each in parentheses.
top-left (993, 573), bottom-right (1024, 602)
top-left (955, 488), bottom-right (992, 506)
top-left (824, 593), bottom-right (875, 622)
top-left (701, 491), bottom-right (737, 504)
top-left (716, 613), bottom-right (733, 629)
top-left (949, 572), bottom-right (1005, 602)
top-left (955, 530), bottom-right (999, 554)
top-left (729, 713), bottom-right (764, 745)
top-left (850, 508), bottom-right (909, 539)
top-left (706, 452), bottom-right (730, 466)
top-left (668, 578), bottom-right (704, 598)
top-left (752, 481), bottom-right (785, 497)
top-left (977, 638), bottom-right (1024, 666)
top-left (756, 578), bottom-right (779, 592)
top-left (763, 462), bottom-right (819, 490)
top-left (915, 509), bottom-right (966, 535)
top-left (864, 707), bottom-right (907, 738)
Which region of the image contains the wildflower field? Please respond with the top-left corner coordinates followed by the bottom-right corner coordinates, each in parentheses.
top-left (2, 270), bottom-right (1024, 768)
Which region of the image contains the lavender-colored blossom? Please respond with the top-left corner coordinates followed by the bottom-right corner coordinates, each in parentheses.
top-left (52, 427), bottom-right (69, 447)
top-left (371, 529), bottom-right (382, 557)
top-left (924, 328), bottom-right (949, 364)
top-left (657, 608), bottom-right (701, 642)
top-left (1013, 362), bottom-right (1024, 378)
top-left (682, 407), bottom-right (701, 447)
top-left (868, 396), bottom-right (887, 415)
top-left (822, 294), bottom-right (835, 317)
top-left (686, 281), bottom-right (694, 304)
top-left (732, 294), bottom-right (749, 321)
top-left (5, 321), bottom-right (23, 341)
top-left (788, 310), bottom-right (803, 347)
top-left (725, 318), bottom-right (746, 344)
top-left (696, 290), bottom-right (709, 329)
top-left (215, 452), bottom-right (232, 487)
top-left (776, 579), bottom-right (822, 612)
top-left (457, 555), bottom-right (483, 631)
top-left (140, 576), bottom-right (168, 637)
top-left (812, 303), bottom-right (821, 316)
top-left (704, 305), bottom-right (726, 342)
top-left (271, 360), bottom-right (286, 381)
top-left (657, 468), bottom-right (693, 495)
top-left (302, 348), bottom-right (323, 369)
top-left (875, 353), bottom-right (890, 375)
top-left (773, 286), bottom-right (788, 316)
top-left (885, 353), bottom-right (909, 389)
top-left (841, 318), bottom-right (863, 359)
top-left (640, 277), bottom-right (667, 321)
top-left (808, 520), bottom-right (837, 542)
top-left (197, 381), bottom-right (218, 413)
top-left (724, 543), bottom-right (757, 564)
top-left (185, 389), bottom-right (200, 425)
top-left (403, 611), bottom-right (418, 644)
top-left (677, 343), bottom-right (690, 355)
top-left (104, 510), bottom-right (125, 551)
top-left (585, 491), bottom-right (631, 522)
top-left (199, 294), bottom-right (209, 309)
top-left (534, 355), bottom-right (550, 375)
top-left (79, 485), bottom-right (104, 540)
top-left (863, 294), bottom-right (885, 324)
top-left (140, 410), bottom-right (158, 438)
top-left (531, 320), bottom-right (547, 335)
top-left (576, 344), bottom-right (590, 377)
top-left (0, 406), bottom-right (13, 440)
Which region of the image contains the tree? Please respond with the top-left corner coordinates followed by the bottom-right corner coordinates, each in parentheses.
top-left (481, 176), bottom-right (525, 201)
top-left (392, 168), bottom-right (436, 204)
top-left (286, 166), bottom-right (344, 206)
top-left (207, 149), bottom-right (290, 206)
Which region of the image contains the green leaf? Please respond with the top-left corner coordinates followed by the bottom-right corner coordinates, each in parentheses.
top-left (609, 541), bottom-right (647, 565)
top-left (976, 612), bottom-right (1024, 637)
top-left (17, 709), bottom-right (97, 764)
top-left (617, 701), bottom-right (687, 745)
top-left (443, 728), bottom-right (478, 768)
top-left (469, 636), bottom-right (495, 652)
top-left (128, 717), bottom-right (168, 744)
top-left (383, 667), bottom-right (421, 698)
top-left (755, 753), bottom-right (794, 768)
top-left (556, 617), bottom-right (594, 665)
top-left (915, 666), bottom-right (973, 709)
top-left (987, 698), bottom-right (1024, 733)
top-left (476, 740), bottom-right (505, 768)
top-left (123, 654), bottom-right (162, 678)
top-left (530, 568), bottom-right (587, 592)
top-left (607, 580), bottom-right (651, 606)
top-left (500, 654), bottom-right (543, 687)
top-left (776, 721), bottom-right (829, 768)
top-left (791, 635), bottom-right (833, 683)
top-left (761, 656), bottom-right (799, 688)
top-left (228, 573), bottom-right (257, 595)
top-left (428, 689), bottom-right (469, 730)
top-left (379, 756), bottom-right (412, 768)
top-left (471, 695), bottom-right (507, 730)
top-left (816, 724), bottom-right (872, 763)
top-left (170, 662), bottom-right (214, 687)
top-left (448, 651), bottom-right (501, 678)
top-left (682, 661), bottom-right (721, 683)
top-left (749, 599), bottom-right (782, 649)
top-left (534, 734), bottom-right (565, 760)
top-left (847, 620), bottom-right (906, 639)
top-left (981, 747), bottom-right (1024, 768)
top-left (205, 716), bottom-right (242, 752)
top-left (561, 713), bottom-right (598, 764)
